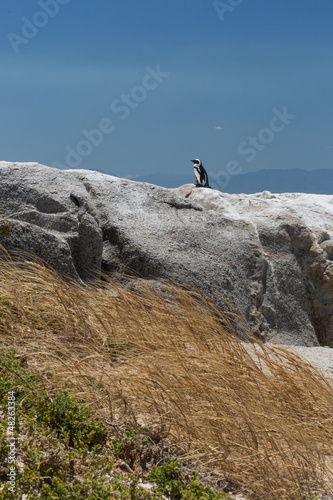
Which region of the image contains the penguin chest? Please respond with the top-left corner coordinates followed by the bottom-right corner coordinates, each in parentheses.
top-left (194, 167), bottom-right (201, 185)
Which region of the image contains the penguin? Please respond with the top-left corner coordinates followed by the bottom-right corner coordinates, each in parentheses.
top-left (191, 159), bottom-right (211, 188)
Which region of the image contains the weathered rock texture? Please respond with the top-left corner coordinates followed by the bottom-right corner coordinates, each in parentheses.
top-left (1, 162), bottom-right (333, 348)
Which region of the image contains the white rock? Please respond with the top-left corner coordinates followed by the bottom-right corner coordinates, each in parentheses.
top-left (0, 162), bottom-right (332, 347)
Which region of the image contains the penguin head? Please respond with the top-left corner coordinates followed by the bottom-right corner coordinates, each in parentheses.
top-left (191, 159), bottom-right (202, 166)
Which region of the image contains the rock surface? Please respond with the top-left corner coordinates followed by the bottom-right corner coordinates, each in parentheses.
top-left (1, 161), bottom-right (333, 348)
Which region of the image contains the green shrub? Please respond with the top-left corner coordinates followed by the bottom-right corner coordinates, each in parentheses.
top-left (35, 391), bottom-right (106, 448)
top-left (148, 459), bottom-right (227, 500)
top-left (0, 353), bottom-right (228, 500)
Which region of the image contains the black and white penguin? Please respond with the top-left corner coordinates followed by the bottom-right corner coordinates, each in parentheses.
top-left (191, 159), bottom-right (211, 188)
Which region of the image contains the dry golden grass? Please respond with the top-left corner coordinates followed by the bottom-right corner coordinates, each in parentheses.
top-left (0, 247), bottom-right (332, 499)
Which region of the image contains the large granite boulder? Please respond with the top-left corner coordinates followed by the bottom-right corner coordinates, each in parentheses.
top-left (0, 161), bottom-right (333, 348)
top-left (0, 162), bottom-right (103, 282)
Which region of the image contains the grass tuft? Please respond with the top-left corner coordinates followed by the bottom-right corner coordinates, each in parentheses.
top-left (0, 247), bottom-right (332, 499)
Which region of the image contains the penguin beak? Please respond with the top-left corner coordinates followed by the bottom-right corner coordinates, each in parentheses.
top-left (190, 160), bottom-right (195, 163)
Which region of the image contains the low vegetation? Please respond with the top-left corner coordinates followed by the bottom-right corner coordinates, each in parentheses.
top-left (0, 351), bottom-right (226, 499)
top-left (0, 247), bottom-right (332, 499)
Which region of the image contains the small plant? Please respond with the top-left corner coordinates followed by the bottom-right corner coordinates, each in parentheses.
top-left (182, 471), bottom-right (227, 500)
top-left (34, 391), bottom-right (106, 447)
top-left (148, 459), bottom-right (227, 500)
top-left (0, 219), bottom-right (15, 238)
top-left (0, 297), bottom-right (10, 308)
top-left (148, 459), bottom-right (184, 499)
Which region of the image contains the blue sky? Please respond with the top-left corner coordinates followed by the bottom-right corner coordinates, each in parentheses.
top-left (0, 0), bottom-right (332, 182)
